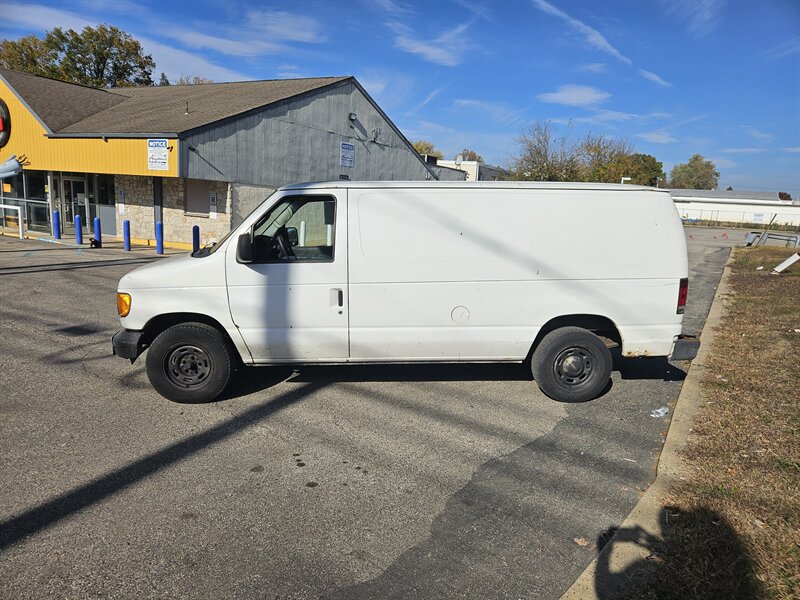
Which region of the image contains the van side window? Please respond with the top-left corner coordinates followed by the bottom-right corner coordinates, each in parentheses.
top-left (252, 196), bottom-right (335, 262)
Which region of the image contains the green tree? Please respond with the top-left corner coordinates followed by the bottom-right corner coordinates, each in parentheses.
top-left (0, 35), bottom-right (59, 78)
top-left (578, 134), bottom-right (634, 183)
top-left (458, 148), bottom-right (484, 163)
top-left (412, 140), bottom-right (443, 159)
top-left (158, 72), bottom-right (170, 86)
top-left (669, 154), bottom-right (720, 190)
top-left (0, 25), bottom-right (155, 87)
top-left (510, 122), bottom-right (582, 181)
top-left (628, 153), bottom-right (665, 186)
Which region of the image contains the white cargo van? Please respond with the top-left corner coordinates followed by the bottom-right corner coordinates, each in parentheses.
top-left (112, 181), bottom-right (698, 403)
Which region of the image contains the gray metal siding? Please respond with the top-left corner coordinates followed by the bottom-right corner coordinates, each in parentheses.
top-left (182, 83), bottom-right (445, 186)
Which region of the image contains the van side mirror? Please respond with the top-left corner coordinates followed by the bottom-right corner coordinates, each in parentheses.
top-left (236, 232), bottom-right (253, 263)
top-left (286, 226), bottom-right (299, 247)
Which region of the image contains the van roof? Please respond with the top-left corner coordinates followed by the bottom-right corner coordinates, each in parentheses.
top-left (280, 181), bottom-right (669, 193)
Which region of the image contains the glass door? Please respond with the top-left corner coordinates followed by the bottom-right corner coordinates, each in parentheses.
top-left (61, 177), bottom-right (89, 232)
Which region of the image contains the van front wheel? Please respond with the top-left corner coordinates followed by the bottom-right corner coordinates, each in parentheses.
top-left (531, 327), bottom-right (612, 402)
top-left (146, 323), bottom-right (232, 403)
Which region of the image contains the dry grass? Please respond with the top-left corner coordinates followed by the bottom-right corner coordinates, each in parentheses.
top-left (610, 247), bottom-right (800, 600)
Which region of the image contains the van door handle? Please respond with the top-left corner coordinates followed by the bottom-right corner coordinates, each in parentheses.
top-left (330, 288), bottom-right (344, 308)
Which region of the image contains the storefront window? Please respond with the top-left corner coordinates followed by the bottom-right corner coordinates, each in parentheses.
top-left (1, 172), bottom-right (24, 198)
top-left (26, 171), bottom-right (47, 200)
top-left (96, 174), bottom-right (115, 205)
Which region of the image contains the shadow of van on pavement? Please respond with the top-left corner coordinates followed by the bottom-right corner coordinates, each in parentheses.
top-left (594, 505), bottom-right (762, 599)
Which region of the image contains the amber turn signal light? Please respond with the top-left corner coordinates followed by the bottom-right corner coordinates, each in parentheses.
top-left (117, 292), bottom-right (131, 317)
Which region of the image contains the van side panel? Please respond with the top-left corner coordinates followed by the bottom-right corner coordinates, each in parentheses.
top-left (347, 188), bottom-right (686, 361)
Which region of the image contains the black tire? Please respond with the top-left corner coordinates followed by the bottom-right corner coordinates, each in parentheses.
top-left (145, 323), bottom-right (232, 403)
top-left (531, 326), bottom-right (612, 402)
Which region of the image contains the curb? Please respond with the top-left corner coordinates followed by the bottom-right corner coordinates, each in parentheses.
top-left (560, 249), bottom-right (735, 600)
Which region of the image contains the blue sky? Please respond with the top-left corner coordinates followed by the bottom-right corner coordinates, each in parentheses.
top-left (1, 0), bottom-right (799, 195)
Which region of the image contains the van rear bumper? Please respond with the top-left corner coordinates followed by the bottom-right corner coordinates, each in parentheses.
top-left (112, 329), bottom-right (146, 360)
top-left (670, 335), bottom-right (700, 361)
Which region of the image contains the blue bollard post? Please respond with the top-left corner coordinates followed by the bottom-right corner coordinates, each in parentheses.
top-left (192, 225), bottom-right (200, 254)
top-left (93, 217), bottom-right (102, 248)
top-left (53, 210), bottom-right (61, 239)
top-left (155, 221), bottom-right (164, 255)
top-left (123, 220), bottom-right (131, 251)
top-left (75, 215), bottom-right (83, 244)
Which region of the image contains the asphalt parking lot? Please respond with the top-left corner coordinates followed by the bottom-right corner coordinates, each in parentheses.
top-left (0, 227), bottom-right (739, 599)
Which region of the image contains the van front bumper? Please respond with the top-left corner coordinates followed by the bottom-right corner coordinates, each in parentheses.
top-left (112, 329), bottom-right (146, 361)
top-left (670, 335), bottom-right (700, 361)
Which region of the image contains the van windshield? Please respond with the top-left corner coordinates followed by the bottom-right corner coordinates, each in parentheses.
top-left (192, 189), bottom-right (279, 257)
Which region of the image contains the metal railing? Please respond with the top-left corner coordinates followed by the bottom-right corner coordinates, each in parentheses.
top-left (678, 208), bottom-right (800, 229)
top-left (0, 197), bottom-right (51, 234)
top-left (0, 204), bottom-right (24, 239)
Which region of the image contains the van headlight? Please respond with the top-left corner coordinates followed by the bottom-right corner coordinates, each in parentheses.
top-left (117, 292), bottom-right (132, 317)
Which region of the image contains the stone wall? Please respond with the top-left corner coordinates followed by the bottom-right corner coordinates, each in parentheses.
top-left (115, 175), bottom-right (231, 245)
top-left (162, 178), bottom-right (231, 246)
top-left (115, 175), bottom-right (153, 240)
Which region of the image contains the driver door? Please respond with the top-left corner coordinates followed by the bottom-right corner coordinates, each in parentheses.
top-left (225, 192), bottom-right (349, 362)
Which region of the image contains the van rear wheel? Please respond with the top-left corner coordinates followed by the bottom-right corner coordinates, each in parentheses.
top-left (531, 327), bottom-right (612, 402)
top-left (146, 323), bottom-right (231, 403)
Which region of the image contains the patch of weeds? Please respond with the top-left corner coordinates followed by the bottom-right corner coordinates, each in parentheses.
top-left (632, 246), bottom-right (800, 600)
top-left (698, 484), bottom-right (740, 498)
top-left (771, 458), bottom-right (800, 473)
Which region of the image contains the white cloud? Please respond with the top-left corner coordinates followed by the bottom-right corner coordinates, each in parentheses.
top-left (537, 85), bottom-right (610, 107)
top-left (401, 119), bottom-right (517, 166)
top-left (659, 0), bottom-right (726, 36)
top-left (358, 75), bottom-right (388, 97)
top-left (390, 22), bottom-right (471, 66)
top-left (783, 147), bottom-right (800, 153)
top-left (1, 1), bottom-right (91, 31)
top-left (411, 87), bottom-right (444, 112)
top-left (0, 2), bottom-right (251, 82)
top-left (760, 39), bottom-right (800, 61)
top-left (244, 10), bottom-right (325, 44)
top-left (742, 126), bottom-right (773, 141)
top-left (578, 62), bottom-right (607, 73)
top-left (637, 131), bottom-right (677, 143)
top-left (637, 69), bottom-right (672, 87)
top-left (708, 156), bottom-right (737, 168)
top-left (531, 0), bottom-right (632, 64)
top-left (75, 0), bottom-right (143, 14)
top-left (355, 69), bottom-right (416, 111)
top-left (139, 37), bottom-right (250, 82)
top-left (721, 147), bottom-right (764, 154)
top-left (572, 109), bottom-right (671, 125)
top-left (372, 0), bottom-right (416, 15)
top-left (452, 99), bottom-right (526, 126)
top-left (532, 2), bottom-right (671, 89)
top-left (453, 0), bottom-right (494, 21)
top-left (171, 29), bottom-right (284, 57)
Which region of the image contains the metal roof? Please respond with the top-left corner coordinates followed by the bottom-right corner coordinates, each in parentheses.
top-left (669, 188), bottom-right (780, 202)
top-left (0, 68), bottom-right (350, 135)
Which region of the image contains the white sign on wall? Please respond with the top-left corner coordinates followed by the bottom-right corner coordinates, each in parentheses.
top-left (147, 139), bottom-right (169, 171)
top-left (209, 190), bottom-right (218, 220)
top-left (340, 142), bottom-right (355, 168)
